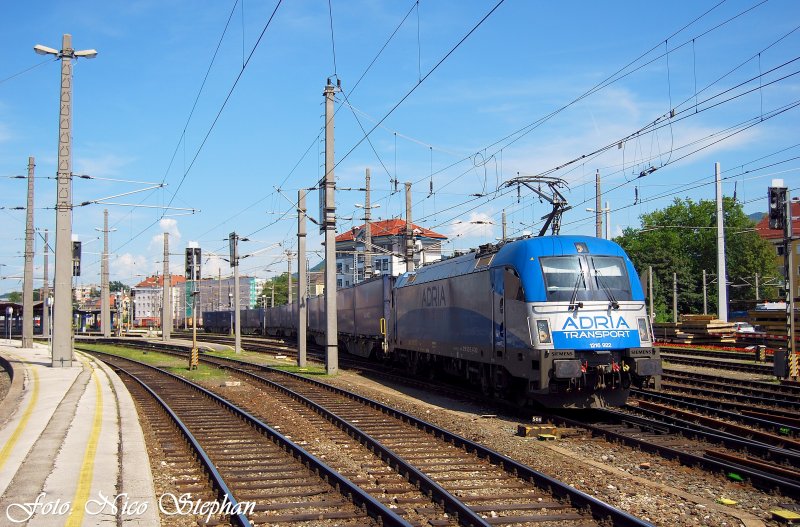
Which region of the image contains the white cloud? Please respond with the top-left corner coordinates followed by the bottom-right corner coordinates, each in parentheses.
top-left (74, 153), bottom-right (135, 178)
top-left (148, 218), bottom-right (181, 253)
top-left (444, 212), bottom-right (496, 244)
top-left (159, 218), bottom-right (181, 238)
top-left (201, 253), bottom-right (226, 280)
top-left (111, 252), bottom-right (149, 284)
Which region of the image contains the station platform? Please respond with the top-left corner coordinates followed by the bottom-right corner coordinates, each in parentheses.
top-left (0, 341), bottom-right (159, 526)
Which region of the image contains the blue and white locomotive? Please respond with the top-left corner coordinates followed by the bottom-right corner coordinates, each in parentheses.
top-left (260, 235), bottom-right (661, 408)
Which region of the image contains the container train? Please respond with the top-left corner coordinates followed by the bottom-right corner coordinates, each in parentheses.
top-left (204, 235), bottom-right (661, 408)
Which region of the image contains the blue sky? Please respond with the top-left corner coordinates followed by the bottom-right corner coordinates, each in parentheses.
top-left (1, 0), bottom-right (798, 293)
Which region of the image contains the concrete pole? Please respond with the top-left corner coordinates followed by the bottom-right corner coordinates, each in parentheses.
top-left (605, 201), bottom-right (611, 240)
top-left (702, 269), bottom-right (708, 315)
top-left (22, 157), bottom-right (35, 348)
top-left (405, 182), bottom-right (415, 272)
top-left (784, 189), bottom-right (796, 378)
top-left (218, 268), bottom-right (222, 311)
top-left (502, 210), bottom-right (507, 241)
top-left (715, 162), bottom-right (728, 321)
top-left (162, 232), bottom-right (171, 341)
top-left (755, 273), bottom-right (760, 301)
top-left (52, 34), bottom-right (78, 367)
top-left (297, 189), bottom-right (307, 367)
top-left (364, 168), bottom-right (373, 278)
top-left (100, 210), bottom-right (111, 337)
top-left (595, 169), bottom-right (602, 238)
top-left (673, 272), bottom-right (678, 324)
top-left (287, 251), bottom-right (292, 304)
top-left (270, 281), bottom-right (275, 308)
top-left (324, 79), bottom-right (339, 375)
top-left (648, 266), bottom-right (654, 325)
top-left (232, 234), bottom-right (241, 354)
top-left (42, 230), bottom-right (50, 341)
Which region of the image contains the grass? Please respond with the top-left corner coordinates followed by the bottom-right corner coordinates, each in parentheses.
top-left (202, 348), bottom-right (330, 376)
top-left (77, 342), bottom-right (332, 382)
top-left (76, 342), bottom-right (230, 383)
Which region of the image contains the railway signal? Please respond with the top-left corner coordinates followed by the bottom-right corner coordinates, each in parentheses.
top-left (71, 241), bottom-right (82, 277)
top-left (185, 246), bottom-right (201, 369)
top-left (768, 185), bottom-right (787, 230)
top-left (185, 247), bottom-right (201, 280)
top-left (767, 180), bottom-right (797, 380)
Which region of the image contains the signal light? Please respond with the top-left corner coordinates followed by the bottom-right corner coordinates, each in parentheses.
top-left (72, 241), bottom-right (82, 277)
top-left (229, 232), bottom-right (238, 267)
top-left (768, 186), bottom-right (787, 230)
top-left (185, 249), bottom-right (192, 278)
top-left (185, 247), bottom-right (201, 280)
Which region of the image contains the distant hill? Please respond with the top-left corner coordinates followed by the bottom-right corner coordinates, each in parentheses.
top-left (748, 212), bottom-right (765, 223)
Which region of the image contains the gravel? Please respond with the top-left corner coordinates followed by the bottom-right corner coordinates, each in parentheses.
top-left (126, 352), bottom-right (795, 527)
top-left (0, 367), bottom-right (10, 403)
top-left (319, 368), bottom-right (794, 527)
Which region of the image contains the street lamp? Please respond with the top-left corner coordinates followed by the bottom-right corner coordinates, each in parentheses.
top-left (34, 34), bottom-right (97, 368)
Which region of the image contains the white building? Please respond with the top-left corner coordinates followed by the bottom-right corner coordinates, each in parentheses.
top-left (131, 274), bottom-right (186, 327)
top-left (334, 219), bottom-right (447, 288)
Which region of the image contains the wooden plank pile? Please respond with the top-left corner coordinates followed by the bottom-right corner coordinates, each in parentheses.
top-left (748, 308), bottom-right (800, 344)
top-left (653, 314), bottom-right (737, 344)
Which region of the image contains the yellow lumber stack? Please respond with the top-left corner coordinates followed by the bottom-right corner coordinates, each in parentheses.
top-left (654, 315), bottom-right (736, 344)
top-left (748, 309), bottom-right (800, 335)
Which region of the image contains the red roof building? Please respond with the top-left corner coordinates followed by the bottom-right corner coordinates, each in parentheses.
top-left (335, 219), bottom-right (447, 287)
top-left (131, 274), bottom-right (187, 327)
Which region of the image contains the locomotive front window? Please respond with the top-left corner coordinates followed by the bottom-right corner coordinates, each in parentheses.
top-left (540, 257), bottom-right (586, 301)
top-left (540, 255), bottom-right (632, 301)
top-left (589, 256), bottom-right (632, 301)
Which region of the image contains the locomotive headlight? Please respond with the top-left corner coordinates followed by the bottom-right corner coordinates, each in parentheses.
top-left (536, 319), bottom-right (552, 344)
top-left (637, 317), bottom-right (651, 343)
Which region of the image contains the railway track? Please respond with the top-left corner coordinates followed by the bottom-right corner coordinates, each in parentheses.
top-left (657, 345), bottom-right (775, 363)
top-left (551, 407), bottom-right (800, 500)
top-left (661, 368), bottom-right (800, 398)
top-left (86, 337), bottom-right (800, 501)
top-left (85, 345), bottom-right (653, 527)
top-left (93, 351), bottom-right (409, 527)
top-left (655, 371), bottom-right (800, 425)
top-left (659, 352), bottom-right (774, 375)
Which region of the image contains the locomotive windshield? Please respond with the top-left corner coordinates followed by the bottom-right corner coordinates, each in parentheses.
top-left (540, 255), bottom-right (632, 302)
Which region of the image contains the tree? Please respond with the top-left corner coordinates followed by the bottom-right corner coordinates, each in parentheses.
top-left (616, 197), bottom-right (777, 322)
top-left (261, 273), bottom-right (290, 307)
top-left (7, 291), bottom-right (22, 303)
top-left (110, 280), bottom-right (128, 293)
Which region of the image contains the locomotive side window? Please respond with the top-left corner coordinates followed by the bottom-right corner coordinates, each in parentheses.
top-left (589, 256), bottom-right (632, 301)
top-left (540, 257), bottom-right (585, 301)
top-left (504, 267), bottom-right (524, 301)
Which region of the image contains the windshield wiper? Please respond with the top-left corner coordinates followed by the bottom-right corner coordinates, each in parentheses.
top-left (569, 269), bottom-right (585, 310)
top-left (592, 262), bottom-right (619, 310)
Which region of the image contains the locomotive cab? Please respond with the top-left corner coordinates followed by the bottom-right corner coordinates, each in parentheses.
top-left (523, 240), bottom-right (661, 406)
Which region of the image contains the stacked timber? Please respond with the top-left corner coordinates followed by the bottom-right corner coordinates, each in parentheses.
top-left (653, 315), bottom-right (736, 344)
top-left (679, 315), bottom-right (737, 343)
top-left (748, 308), bottom-right (800, 344)
top-left (652, 322), bottom-right (693, 343)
